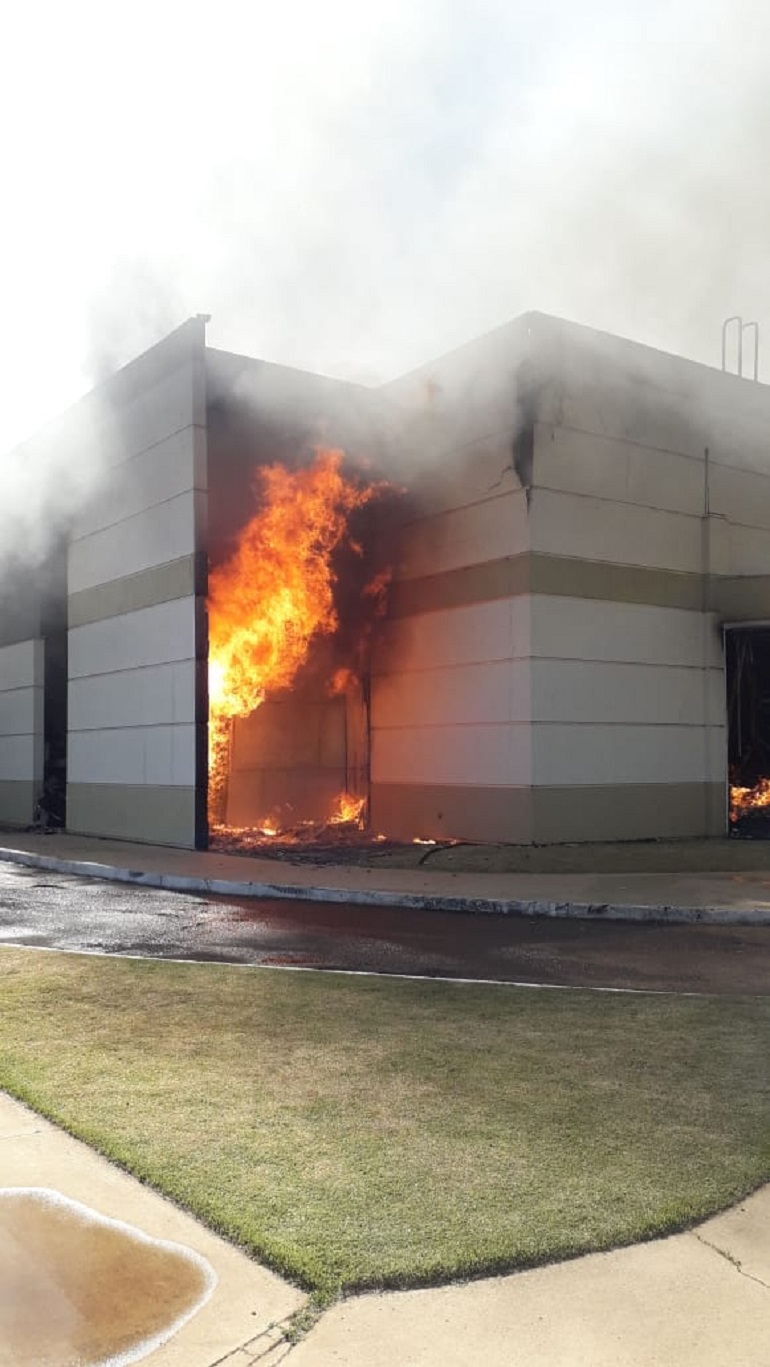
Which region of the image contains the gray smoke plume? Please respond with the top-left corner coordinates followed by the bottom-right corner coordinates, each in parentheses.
top-left (1, 0), bottom-right (769, 554)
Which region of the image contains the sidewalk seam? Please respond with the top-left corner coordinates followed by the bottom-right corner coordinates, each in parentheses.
top-left (208, 1319), bottom-right (297, 1366)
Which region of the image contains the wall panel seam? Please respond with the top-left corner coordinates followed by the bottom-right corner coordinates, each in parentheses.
top-left (69, 722), bottom-right (195, 733)
top-left (68, 660), bottom-right (197, 680)
top-left (373, 720), bottom-right (726, 732)
top-left (372, 659), bottom-right (723, 677)
top-left (529, 658), bottom-right (722, 670)
top-left (69, 487), bottom-right (197, 546)
top-left (370, 780), bottom-right (526, 790)
top-left (71, 419), bottom-right (199, 491)
top-left (532, 482), bottom-right (707, 518)
top-left (533, 485), bottom-right (706, 523)
top-left (371, 659), bottom-right (524, 679)
top-left (540, 420), bottom-right (708, 465)
top-left (389, 488), bottom-right (524, 535)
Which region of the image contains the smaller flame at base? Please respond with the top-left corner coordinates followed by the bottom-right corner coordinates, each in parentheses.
top-left (211, 792), bottom-right (367, 845)
top-left (730, 778), bottom-right (770, 823)
top-left (329, 793), bottom-right (366, 827)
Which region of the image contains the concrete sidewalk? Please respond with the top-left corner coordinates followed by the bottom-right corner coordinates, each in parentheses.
top-left (290, 1190), bottom-right (770, 1366)
top-left (3, 1089), bottom-right (769, 1366)
top-left (4, 828), bottom-right (770, 923)
top-left (0, 1092), bottom-right (303, 1366)
top-left (4, 830), bottom-right (770, 1365)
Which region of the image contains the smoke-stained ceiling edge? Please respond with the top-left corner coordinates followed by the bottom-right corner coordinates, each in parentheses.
top-left (9, 307), bottom-right (770, 594)
top-left (14, 306), bottom-right (770, 476)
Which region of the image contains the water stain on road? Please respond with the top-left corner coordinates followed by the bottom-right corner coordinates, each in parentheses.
top-left (2, 863), bottom-right (770, 994)
top-left (0, 1188), bottom-right (215, 1365)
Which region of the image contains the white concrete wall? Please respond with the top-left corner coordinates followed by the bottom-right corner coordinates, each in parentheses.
top-left (394, 489), bottom-right (526, 581)
top-left (530, 313), bottom-right (770, 583)
top-left (531, 424), bottom-right (770, 584)
top-left (530, 485), bottom-right (705, 574)
top-left (528, 342), bottom-right (734, 835)
top-left (372, 313), bottom-right (770, 840)
top-left (530, 602), bottom-right (726, 792)
top-left (371, 323), bottom-right (535, 835)
top-left (68, 599), bottom-right (198, 788)
top-left (371, 451), bottom-right (532, 796)
top-left (376, 312), bottom-right (770, 839)
top-left (68, 388), bottom-right (207, 593)
top-left (529, 311), bottom-right (770, 472)
top-left (66, 319), bottom-right (207, 847)
top-left (0, 639), bottom-right (44, 824)
top-left (372, 598), bottom-right (531, 789)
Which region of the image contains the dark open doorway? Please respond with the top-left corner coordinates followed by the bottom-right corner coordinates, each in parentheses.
top-left (726, 625), bottom-right (770, 833)
top-left (39, 542), bottom-right (68, 829)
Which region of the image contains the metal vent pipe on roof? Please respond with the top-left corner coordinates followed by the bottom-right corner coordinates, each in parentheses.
top-left (722, 315), bottom-right (760, 380)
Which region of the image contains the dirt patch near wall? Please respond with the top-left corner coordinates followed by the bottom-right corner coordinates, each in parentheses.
top-left (6, 824), bottom-right (770, 876)
top-left (210, 832), bottom-right (770, 875)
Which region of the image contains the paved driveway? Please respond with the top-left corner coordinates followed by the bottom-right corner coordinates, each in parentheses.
top-left (0, 862), bottom-right (768, 993)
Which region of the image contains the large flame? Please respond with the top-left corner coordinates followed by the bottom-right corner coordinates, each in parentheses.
top-left (730, 778), bottom-right (770, 823)
top-left (208, 448), bottom-right (381, 825)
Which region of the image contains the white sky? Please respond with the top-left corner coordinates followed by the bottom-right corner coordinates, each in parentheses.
top-left (1, 0), bottom-right (769, 454)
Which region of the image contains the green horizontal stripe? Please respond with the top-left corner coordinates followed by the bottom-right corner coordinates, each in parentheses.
top-left (388, 554), bottom-right (770, 617)
top-left (68, 555), bottom-right (206, 628)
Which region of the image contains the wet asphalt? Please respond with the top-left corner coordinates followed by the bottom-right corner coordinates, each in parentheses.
top-left (0, 863), bottom-right (769, 994)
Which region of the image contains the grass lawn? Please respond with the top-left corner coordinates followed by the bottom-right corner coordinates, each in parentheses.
top-left (1, 947), bottom-right (769, 1297)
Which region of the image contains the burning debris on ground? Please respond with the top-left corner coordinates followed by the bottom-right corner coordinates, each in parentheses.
top-left (729, 778), bottom-right (770, 839)
top-left (730, 777), bottom-right (770, 825)
top-left (208, 823), bottom-right (451, 867)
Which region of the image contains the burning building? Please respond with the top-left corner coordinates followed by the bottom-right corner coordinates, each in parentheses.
top-left (2, 310), bottom-right (770, 848)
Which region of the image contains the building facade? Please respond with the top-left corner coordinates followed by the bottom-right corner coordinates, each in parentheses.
top-left (2, 312), bottom-right (770, 847)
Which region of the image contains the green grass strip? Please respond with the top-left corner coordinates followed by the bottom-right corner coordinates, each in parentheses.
top-left (1, 948), bottom-right (769, 1294)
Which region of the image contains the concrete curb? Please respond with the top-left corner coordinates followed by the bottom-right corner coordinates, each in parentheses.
top-left (2, 843), bottom-right (770, 925)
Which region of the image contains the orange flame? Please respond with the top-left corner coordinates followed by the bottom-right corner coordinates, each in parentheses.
top-left (208, 449), bottom-right (383, 824)
top-left (329, 792), bottom-right (366, 827)
top-left (730, 778), bottom-right (770, 823)
top-left (329, 666), bottom-right (357, 697)
top-left (363, 567), bottom-right (392, 616)
top-left (211, 791), bottom-right (366, 842)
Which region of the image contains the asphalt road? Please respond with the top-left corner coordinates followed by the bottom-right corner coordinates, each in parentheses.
top-left (1, 863), bottom-right (769, 994)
